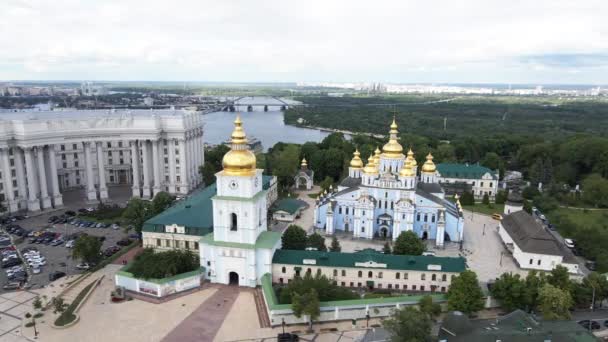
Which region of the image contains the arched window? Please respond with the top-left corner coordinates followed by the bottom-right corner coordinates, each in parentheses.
top-left (333, 269), bottom-right (338, 277)
top-left (368, 271), bottom-right (373, 278)
top-left (432, 274), bottom-right (436, 281)
top-left (282, 267), bottom-right (286, 273)
top-left (307, 268), bottom-right (312, 275)
top-left (358, 271), bottom-right (362, 278)
top-left (230, 213), bottom-right (238, 231)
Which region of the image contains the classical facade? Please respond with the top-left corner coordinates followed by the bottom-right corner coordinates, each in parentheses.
top-left (0, 109), bottom-right (204, 212)
top-left (436, 163), bottom-right (499, 201)
top-left (294, 158), bottom-right (314, 190)
top-left (314, 120), bottom-right (464, 247)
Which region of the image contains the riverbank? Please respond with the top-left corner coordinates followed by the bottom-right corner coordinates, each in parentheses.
top-left (291, 123), bottom-right (385, 139)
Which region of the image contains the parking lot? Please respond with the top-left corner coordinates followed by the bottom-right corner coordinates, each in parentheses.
top-left (0, 189), bottom-right (136, 294)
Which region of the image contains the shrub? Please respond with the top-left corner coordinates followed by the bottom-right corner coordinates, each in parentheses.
top-left (25, 322), bottom-right (34, 328)
top-left (128, 248), bottom-right (199, 279)
top-left (276, 273), bottom-right (358, 304)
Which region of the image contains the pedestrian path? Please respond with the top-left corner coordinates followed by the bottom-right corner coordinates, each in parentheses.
top-left (162, 285), bottom-right (240, 342)
top-left (61, 273), bottom-right (99, 305)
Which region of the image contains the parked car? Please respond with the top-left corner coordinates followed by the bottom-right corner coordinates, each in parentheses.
top-left (564, 238), bottom-right (576, 249)
top-left (65, 240), bottom-right (75, 248)
top-left (116, 238), bottom-right (132, 246)
top-left (50, 239), bottom-right (64, 246)
top-left (491, 213), bottom-right (503, 220)
top-left (578, 320), bottom-right (601, 330)
top-left (422, 251), bottom-right (436, 256)
top-left (76, 263), bottom-right (90, 270)
top-left (2, 282), bottom-right (21, 291)
top-left (49, 271), bottom-right (66, 281)
top-left (65, 210), bottom-right (76, 216)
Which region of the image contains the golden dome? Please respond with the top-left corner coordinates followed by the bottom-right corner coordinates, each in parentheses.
top-left (399, 160), bottom-right (415, 177)
top-left (222, 115), bottom-right (257, 176)
top-left (382, 119), bottom-right (404, 159)
top-left (406, 148), bottom-right (417, 166)
top-left (373, 147), bottom-right (382, 164)
top-left (421, 153), bottom-right (436, 173)
top-left (363, 155), bottom-right (379, 174)
top-left (301, 158), bottom-right (308, 168)
top-left (350, 149), bottom-right (364, 169)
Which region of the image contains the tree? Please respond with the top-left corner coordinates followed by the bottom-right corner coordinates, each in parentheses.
top-left (33, 297), bottom-right (42, 311)
top-left (52, 297), bottom-right (67, 314)
top-left (459, 191), bottom-right (475, 206)
top-left (393, 231), bottom-right (425, 255)
top-left (72, 235), bottom-right (102, 264)
top-left (573, 272), bottom-right (608, 309)
top-left (383, 306), bottom-right (432, 342)
top-left (523, 270), bottom-right (546, 311)
top-left (446, 270), bottom-right (485, 315)
top-left (281, 225), bottom-right (308, 250)
top-left (495, 190), bottom-right (508, 205)
top-left (199, 145), bottom-right (230, 185)
top-left (128, 248), bottom-right (199, 279)
top-left (547, 265), bottom-right (572, 293)
top-left (582, 174), bottom-right (608, 208)
top-left (418, 295), bottom-right (441, 320)
top-left (278, 272), bottom-right (357, 304)
top-left (307, 233), bottom-right (327, 251)
top-left (382, 241), bottom-right (392, 254)
top-left (122, 198), bottom-right (151, 234)
top-left (482, 193), bottom-right (490, 205)
top-left (150, 191), bottom-right (175, 215)
top-left (329, 236), bottom-right (341, 252)
top-left (292, 289), bottom-right (320, 331)
top-left (538, 284), bottom-right (573, 320)
top-left (490, 273), bottom-right (526, 311)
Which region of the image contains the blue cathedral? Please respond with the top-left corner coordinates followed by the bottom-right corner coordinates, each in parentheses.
top-left (313, 119), bottom-right (465, 247)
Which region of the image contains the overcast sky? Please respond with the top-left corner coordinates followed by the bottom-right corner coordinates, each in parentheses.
top-left (1, 0), bottom-right (607, 84)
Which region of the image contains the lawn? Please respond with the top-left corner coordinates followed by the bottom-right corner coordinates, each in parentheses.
top-left (547, 207), bottom-right (608, 229)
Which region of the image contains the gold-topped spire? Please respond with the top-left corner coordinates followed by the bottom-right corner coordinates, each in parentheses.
top-left (382, 118), bottom-right (404, 159)
top-left (406, 148), bottom-right (417, 167)
top-left (301, 158), bottom-right (308, 168)
top-left (222, 114), bottom-right (257, 176)
top-left (399, 159), bottom-right (415, 177)
top-left (373, 147), bottom-right (382, 165)
top-left (363, 155), bottom-right (379, 174)
top-left (421, 152), bottom-right (436, 173)
top-left (350, 149), bottom-right (364, 169)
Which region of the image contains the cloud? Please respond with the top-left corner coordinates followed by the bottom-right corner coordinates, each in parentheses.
top-left (0, 0), bottom-right (607, 83)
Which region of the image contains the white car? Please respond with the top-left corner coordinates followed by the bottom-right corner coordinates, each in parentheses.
top-left (422, 251), bottom-right (436, 257)
top-left (32, 267), bottom-right (41, 274)
top-left (65, 240), bottom-right (75, 248)
top-left (76, 263), bottom-right (90, 270)
top-left (564, 238), bottom-right (575, 248)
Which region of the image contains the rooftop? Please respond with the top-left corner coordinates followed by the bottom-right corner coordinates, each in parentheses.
top-left (272, 248), bottom-right (466, 273)
top-left (143, 175), bottom-right (274, 236)
top-left (271, 198), bottom-right (307, 215)
top-left (0, 108), bottom-right (197, 121)
top-left (437, 163), bottom-right (497, 180)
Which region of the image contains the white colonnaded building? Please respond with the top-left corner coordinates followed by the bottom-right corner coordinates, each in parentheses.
top-left (314, 119), bottom-right (465, 247)
top-left (0, 109), bottom-right (204, 213)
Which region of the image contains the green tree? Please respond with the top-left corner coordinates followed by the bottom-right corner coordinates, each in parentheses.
top-left (319, 176), bottom-right (334, 192)
top-left (582, 174), bottom-right (608, 207)
top-left (128, 248), bottom-right (199, 279)
top-left (383, 241), bottom-right (392, 254)
top-left (52, 297), bottom-right (67, 314)
top-left (281, 225), bottom-right (308, 250)
top-left (329, 236), bottom-right (341, 252)
top-left (383, 306), bottom-right (432, 342)
top-left (482, 193), bottom-right (490, 205)
top-left (418, 295), bottom-right (441, 320)
top-left (307, 233), bottom-right (327, 251)
top-left (278, 272), bottom-right (357, 304)
top-left (447, 270), bottom-right (485, 315)
top-left (481, 152), bottom-right (502, 171)
top-left (538, 284), bottom-right (573, 320)
top-left (495, 190), bottom-right (508, 205)
top-left (490, 273), bottom-right (526, 311)
top-left (523, 270), bottom-right (546, 311)
top-left (393, 231), bottom-right (425, 255)
top-left (292, 289), bottom-right (320, 332)
top-left (269, 144), bottom-right (301, 191)
top-left (72, 235), bottom-right (102, 264)
top-left (33, 297), bottom-right (42, 311)
top-left (122, 198), bottom-right (151, 234)
top-left (459, 191), bottom-right (475, 206)
top-left (199, 145), bottom-right (230, 185)
top-left (547, 265), bottom-right (572, 292)
top-left (150, 191), bottom-right (175, 215)
top-left (573, 272), bottom-right (608, 309)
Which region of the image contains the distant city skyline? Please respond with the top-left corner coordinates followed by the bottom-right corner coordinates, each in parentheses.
top-left (1, 1), bottom-right (607, 84)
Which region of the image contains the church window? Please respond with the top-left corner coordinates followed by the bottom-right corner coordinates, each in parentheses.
top-left (333, 269), bottom-right (338, 277)
top-left (368, 271), bottom-right (373, 278)
top-left (378, 200), bottom-right (381, 208)
top-left (361, 226), bottom-right (365, 233)
top-left (417, 214), bottom-right (420, 221)
top-left (424, 214), bottom-right (428, 222)
top-left (342, 270), bottom-right (346, 276)
top-left (230, 213), bottom-right (238, 231)
top-left (442, 274), bottom-right (447, 281)
top-left (282, 267), bottom-right (286, 273)
top-left (384, 201), bottom-right (387, 209)
top-left (377, 218), bottom-right (380, 224)
top-left (362, 210), bottom-right (365, 216)
top-left (396, 272), bottom-right (400, 279)
top-left (391, 202), bottom-right (394, 210)
top-left (490, 182), bottom-right (493, 187)
top-left (481, 181), bottom-right (484, 187)
top-left (385, 192), bottom-right (388, 198)
top-left (339, 207), bottom-right (342, 214)
top-left (431, 215), bottom-right (435, 223)
top-left (402, 214), bottom-right (405, 219)
top-left (358, 271), bottom-right (362, 278)
top-left (346, 207), bottom-right (349, 215)
top-left (207, 261), bottom-right (211, 266)
top-left (432, 274), bottom-right (436, 281)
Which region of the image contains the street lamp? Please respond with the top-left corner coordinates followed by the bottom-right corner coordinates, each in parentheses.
top-left (281, 318), bottom-right (285, 334)
top-left (366, 313), bottom-right (370, 328)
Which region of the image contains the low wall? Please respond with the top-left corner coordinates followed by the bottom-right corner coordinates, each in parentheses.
top-left (260, 273), bottom-right (447, 326)
top-left (115, 267), bottom-right (204, 298)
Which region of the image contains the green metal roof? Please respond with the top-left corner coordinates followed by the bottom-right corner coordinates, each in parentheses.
top-left (436, 163), bottom-right (498, 180)
top-left (200, 230), bottom-right (281, 250)
top-left (271, 198), bottom-right (306, 215)
top-left (142, 175), bottom-right (275, 236)
top-left (272, 249), bottom-right (466, 273)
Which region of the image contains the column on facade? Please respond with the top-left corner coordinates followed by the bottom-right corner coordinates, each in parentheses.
top-left (187, 133), bottom-right (194, 187)
top-left (36, 146), bottom-right (52, 209)
top-left (14, 148), bottom-right (27, 209)
top-left (23, 147), bottom-right (40, 211)
top-left (130, 140), bottom-right (141, 198)
top-left (198, 129), bottom-right (205, 184)
top-left (141, 140), bottom-right (152, 198)
top-left (48, 145), bottom-right (63, 207)
top-left (168, 139), bottom-right (177, 193)
top-left (0, 148), bottom-right (18, 212)
top-left (178, 138), bottom-right (188, 194)
top-left (84, 142), bottom-right (97, 202)
top-left (96, 142), bottom-right (108, 199)
top-left (152, 139), bottom-right (161, 196)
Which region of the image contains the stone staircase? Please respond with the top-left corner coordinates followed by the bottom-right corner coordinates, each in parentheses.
top-left (62, 273), bottom-right (100, 305)
top-left (254, 288), bottom-right (271, 328)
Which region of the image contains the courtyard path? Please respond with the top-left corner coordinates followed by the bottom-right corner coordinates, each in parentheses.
top-left (162, 285), bottom-right (240, 342)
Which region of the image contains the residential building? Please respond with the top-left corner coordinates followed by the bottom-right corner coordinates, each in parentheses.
top-left (436, 163), bottom-right (499, 200)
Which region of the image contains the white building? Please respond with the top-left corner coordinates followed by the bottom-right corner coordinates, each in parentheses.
top-left (435, 163), bottom-right (499, 201)
top-left (0, 109), bottom-right (204, 213)
top-left (498, 211), bottom-right (579, 274)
